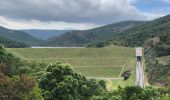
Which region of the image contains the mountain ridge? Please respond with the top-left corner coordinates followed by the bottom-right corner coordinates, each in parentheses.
top-left (109, 14), bottom-right (170, 47)
top-left (22, 29), bottom-right (71, 40)
top-left (43, 21), bottom-right (144, 46)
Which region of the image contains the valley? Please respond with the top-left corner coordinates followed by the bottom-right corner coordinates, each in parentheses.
top-left (0, 4), bottom-right (170, 99)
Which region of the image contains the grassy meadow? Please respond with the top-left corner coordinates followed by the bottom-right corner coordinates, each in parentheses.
top-left (7, 46), bottom-right (136, 89)
top-left (108, 58), bottom-right (136, 90)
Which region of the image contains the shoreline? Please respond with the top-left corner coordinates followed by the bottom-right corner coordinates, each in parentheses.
top-left (31, 46), bottom-right (85, 48)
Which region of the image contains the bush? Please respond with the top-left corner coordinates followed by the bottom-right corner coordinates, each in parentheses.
top-left (121, 70), bottom-right (131, 80)
top-left (38, 62), bottom-right (107, 100)
top-left (154, 43), bottom-right (170, 57)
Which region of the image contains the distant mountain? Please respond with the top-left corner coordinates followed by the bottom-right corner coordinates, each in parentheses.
top-left (87, 14), bottom-right (170, 48)
top-left (43, 21), bottom-right (143, 46)
top-left (0, 36), bottom-right (28, 48)
top-left (0, 26), bottom-right (43, 46)
top-left (22, 29), bottom-right (71, 40)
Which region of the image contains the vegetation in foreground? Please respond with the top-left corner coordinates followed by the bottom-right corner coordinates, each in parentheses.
top-left (0, 46), bottom-right (170, 100)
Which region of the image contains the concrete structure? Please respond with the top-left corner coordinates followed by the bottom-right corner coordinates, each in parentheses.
top-left (136, 47), bottom-right (143, 56)
top-left (135, 47), bottom-right (144, 88)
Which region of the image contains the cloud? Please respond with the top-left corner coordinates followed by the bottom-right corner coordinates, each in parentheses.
top-left (127, 0), bottom-right (137, 3)
top-left (142, 12), bottom-right (165, 20)
top-left (0, 16), bottom-right (100, 30)
top-left (0, 0), bottom-right (145, 24)
top-left (0, 0), bottom-right (166, 29)
top-left (164, 0), bottom-right (170, 3)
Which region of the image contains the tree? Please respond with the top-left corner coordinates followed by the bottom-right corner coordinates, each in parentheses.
top-left (121, 70), bottom-right (131, 80)
top-left (39, 62), bottom-right (107, 100)
top-left (0, 46), bottom-right (20, 76)
top-left (0, 67), bottom-right (36, 100)
top-left (0, 47), bottom-right (41, 100)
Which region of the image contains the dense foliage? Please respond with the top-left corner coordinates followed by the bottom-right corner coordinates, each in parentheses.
top-left (113, 14), bottom-right (170, 47)
top-left (38, 62), bottom-right (169, 100)
top-left (0, 46), bottom-right (21, 76)
top-left (0, 36), bottom-right (29, 48)
top-left (145, 39), bottom-right (170, 86)
top-left (112, 86), bottom-right (167, 100)
top-left (154, 43), bottom-right (170, 57)
top-left (154, 33), bottom-right (170, 57)
top-left (0, 47), bottom-right (42, 100)
top-left (0, 72), bottom-right (36, 100)
top-left (90, 14), bottom-right (170, 47)
top-left (39, 62), bottom-right (107, 100)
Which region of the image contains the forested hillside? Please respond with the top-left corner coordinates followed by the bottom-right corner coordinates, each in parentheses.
top-left (114, 14), bottom-right (170, 47)
top-left (144, 36), bottom-right (170, 86)
top-left (43, 21), bottom-right (143, 46)
top-left (0, 36), bottom-right (29, 48)
top-left (93, 14), bottom-right (170, 47)
top-left (0, 26), bottom-right (43, 46)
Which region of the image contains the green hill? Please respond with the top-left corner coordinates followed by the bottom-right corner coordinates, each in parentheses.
top-left (43, 21), bottom-right (143, 46)
top-left (91, 14), bottom-right (170, 47)
top-left (0, 26), bottom-right (43, 46)
top-left (110, 14), bottom-right (170, 47)
top-left (0, 36), bottom-right (28, 48)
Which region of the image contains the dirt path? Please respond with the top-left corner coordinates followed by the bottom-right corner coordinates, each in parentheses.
top-left (106, 79), bottom-right (113, 91)
top-left (119, 58), bottom-right (129, 77)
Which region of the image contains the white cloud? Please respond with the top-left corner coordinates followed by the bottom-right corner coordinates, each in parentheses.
top-left (142, 12), bottom-right (165, 20)
top-left (0, 16), bottom-right (100, 30)
top-left (127, 0), bottom-right (137, 3)
top-left (0, 0), bottom-right (145, 23)
top-left (164, 0), bottom-right (170, 3)
top-left (0, 0), bottom-right (165, 30)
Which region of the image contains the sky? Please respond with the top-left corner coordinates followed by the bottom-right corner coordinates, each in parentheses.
top-left (0, 0), bottom-right (169, 30)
